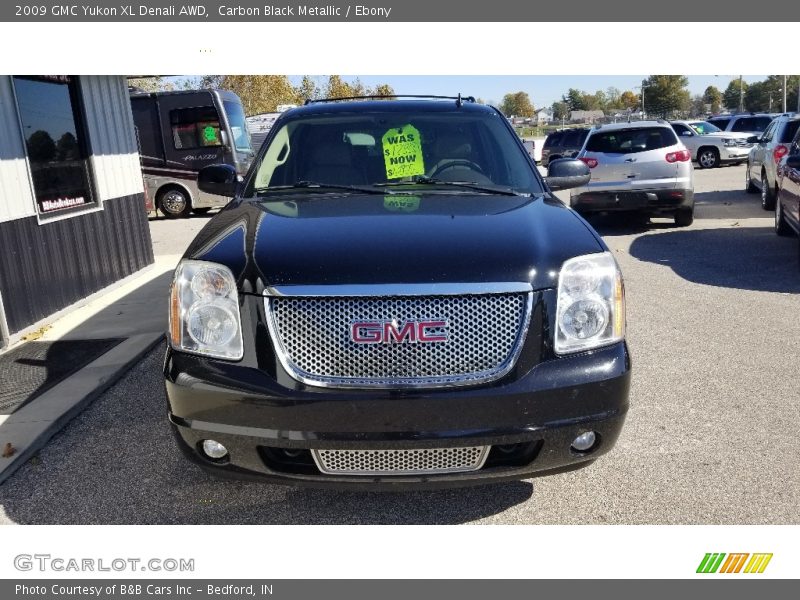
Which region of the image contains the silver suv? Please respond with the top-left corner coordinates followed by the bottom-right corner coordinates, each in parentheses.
top-left (746, 113), bottom-right (800, 210)
top-left (670, 120), bottom-right (753, 168)
top-left (572, 121), bottom-right (695, 226)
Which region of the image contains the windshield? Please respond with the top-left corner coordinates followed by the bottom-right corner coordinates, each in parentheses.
top-left (689, 121), bottom-right (722, 135)
top-left (244, 108), bottom-right (543, 196)
top-left (223, 100), bottom-right (252, 153)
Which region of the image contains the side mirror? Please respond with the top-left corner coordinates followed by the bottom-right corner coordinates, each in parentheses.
top-left (544, 158), bottom-right (591, 191)
top-left (747, 135), bottom-right (760, 144)
top-left (198, 164), bottom-right (238, 197)
top-left (785, 155), bottom-right (800, 169)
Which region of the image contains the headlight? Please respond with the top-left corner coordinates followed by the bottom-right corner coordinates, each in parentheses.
top-left (555, 252), bottom-right (625, 354)
top-left (169, 260), bottom-right (243, 360)
top-left (723, 139), bottom-right (738, 147)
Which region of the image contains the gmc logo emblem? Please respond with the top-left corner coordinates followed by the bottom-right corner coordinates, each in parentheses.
top-left (351, 320), bottom-right (449, 344)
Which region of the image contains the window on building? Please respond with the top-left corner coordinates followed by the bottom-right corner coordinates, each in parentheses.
top-left (13, 76), bottom-right (96, 216)
top-left (170, 106), bottom-right (222, 150)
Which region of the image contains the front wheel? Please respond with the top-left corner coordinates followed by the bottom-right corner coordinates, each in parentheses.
top-left (775, 196), bottom-right (791, 236)
top-left (761, 173), bottom-right (776, 210)
top-left (158, 188), bottom-right (191, 219)
top-left (674, 208), bottom-right (694, 227)
top-left (697, 148), bottom-right (719, 169)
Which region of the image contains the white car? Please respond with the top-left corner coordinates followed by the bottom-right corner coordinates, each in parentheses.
top-left (670, 120), bottom-right (753, 168)
top-left (571, 121), bottom-right (695, 226)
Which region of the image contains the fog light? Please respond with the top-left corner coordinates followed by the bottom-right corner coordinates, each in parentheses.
top-left (571, 431), bottom-right (597, 452)
top-left (201, 439), bottom-right (228, 460)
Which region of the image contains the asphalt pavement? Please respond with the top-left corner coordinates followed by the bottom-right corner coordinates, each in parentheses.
top-left (0, 164), bottom-right (798, 524)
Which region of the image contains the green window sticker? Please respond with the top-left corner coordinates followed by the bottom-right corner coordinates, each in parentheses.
top-left (382, 124), bottom-right (425, 179)
top-left (202, 125), bottom-right (218, 143)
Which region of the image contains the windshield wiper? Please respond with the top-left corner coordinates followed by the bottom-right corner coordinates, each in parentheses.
top-left (376, 176), bottom-right (526, 196)
top-left (254, 181), bottom-right (390, 196)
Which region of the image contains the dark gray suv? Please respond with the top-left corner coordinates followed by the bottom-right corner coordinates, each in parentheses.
top-left (541, 128), bottom-right (590, 167)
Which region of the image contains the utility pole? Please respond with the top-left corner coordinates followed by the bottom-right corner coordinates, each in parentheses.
top-left (783, 75), bottom-right (788, 113)
top-left (739, 75), bottom-right (744, 113)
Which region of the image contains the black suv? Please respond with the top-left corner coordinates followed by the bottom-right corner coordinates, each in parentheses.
top-left (164, 97), bottom-right (630, 489)
top-left (541, 128), bottom-right (590, 167)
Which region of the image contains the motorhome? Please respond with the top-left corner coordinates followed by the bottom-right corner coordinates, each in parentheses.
top-left (130, 88), bottom-right (254, 218)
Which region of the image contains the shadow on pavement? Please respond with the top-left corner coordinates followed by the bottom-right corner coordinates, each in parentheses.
top-left (0, 343), bottom-right (534, 525)
top-left (628, 226), bottom-right (800, 293)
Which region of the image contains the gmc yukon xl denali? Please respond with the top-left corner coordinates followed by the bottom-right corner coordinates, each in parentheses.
top-left (164, 97), bottom-right (631, 490)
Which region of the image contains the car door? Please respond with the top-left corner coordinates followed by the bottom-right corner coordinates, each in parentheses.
top-left (671, 123), bottom-right (697, 155)
top-left (783, 141), bottom-right (800, 230)
top-left (751, 120), bottom-right (776, 174)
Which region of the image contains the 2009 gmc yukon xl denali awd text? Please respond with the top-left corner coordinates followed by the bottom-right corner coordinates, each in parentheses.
top-left (164, 96), bottom-right (631, 490)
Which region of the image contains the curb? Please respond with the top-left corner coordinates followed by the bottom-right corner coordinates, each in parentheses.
top-left (0, 332), bottom-right (165, 486)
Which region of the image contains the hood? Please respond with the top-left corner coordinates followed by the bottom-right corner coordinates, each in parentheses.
top-left (185, 192), bottom-right (605, 292)
top-left (702, 131), bottom-right (752, 140)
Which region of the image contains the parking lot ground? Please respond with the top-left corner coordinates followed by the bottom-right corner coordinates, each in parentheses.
top-left (0, 165), bottom-right (798, 524)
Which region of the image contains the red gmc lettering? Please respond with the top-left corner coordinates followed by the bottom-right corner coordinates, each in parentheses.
top-left (351, 320), bottom-right (448, 344)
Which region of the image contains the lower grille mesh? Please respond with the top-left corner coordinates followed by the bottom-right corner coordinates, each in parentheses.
top-left (312, 447), bottom-right (489, 476)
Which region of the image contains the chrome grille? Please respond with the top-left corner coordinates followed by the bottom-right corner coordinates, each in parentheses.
top-left (312, 447), bottom-right (489, 476)
top-left (265, 292), bottom-right (531, 388)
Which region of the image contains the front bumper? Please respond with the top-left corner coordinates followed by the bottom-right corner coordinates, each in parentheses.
top-left (570, 188), bottom-right (694, 215)
top-left (164, 341), bottom-right (631, 490)
top-left (719, 146), bottom-right (752, 162)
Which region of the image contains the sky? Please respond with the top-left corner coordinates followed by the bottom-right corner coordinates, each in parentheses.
top-left (171, 75), bottom-right (769, 110)
top-left (285, 75), bottom-right (769, 109)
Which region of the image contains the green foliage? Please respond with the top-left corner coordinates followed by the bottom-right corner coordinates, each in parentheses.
top-left (499, 91), bottom-right (535, 117)
top-left (642, 75), bottom-right (690, 118)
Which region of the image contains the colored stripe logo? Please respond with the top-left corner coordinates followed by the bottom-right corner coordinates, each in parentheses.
top-left (697, 553), bottom-right (773, 574)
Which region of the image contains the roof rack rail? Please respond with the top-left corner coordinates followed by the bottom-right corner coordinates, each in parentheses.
top-left (305, 94), bottom-right (477, 106)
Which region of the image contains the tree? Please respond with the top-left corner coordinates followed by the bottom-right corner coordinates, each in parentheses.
top-left (744, 75), bottom-right (799, 112)
top-left (215, 75), bottom-right (298, 115)
top-left (723, 79), bottom-right (748, 112)
top-left (642, 75), bottom-right (690, 118)
top-left (563, 88), bottom-right (587, 111)
top-left (56, 132), bottom-right (79, 161)
top-left (582, 90), bottom-right (607, 111)
top-left (325, 75), bottom-right (353, 99)
top-left (690, 95), bottom-right (708, 118)
top-left (499, 91), bottom-right (535, 117)
top-left (368, 83), bottom-right (395, 98)
top-left (128, 76), bottom-right (166, 92)
top-left (295, 75), bottom-right (319, 104)
top-left (26, 130), bottom-right (56, 162)
top-left (606, 87), bottom-right (622, 109)
top-left (702, 85), bottom-right (722, 114)
top-left (551, 101), bottom-right (570, 121)
top-left (619, 90), bottom-right (640, 111)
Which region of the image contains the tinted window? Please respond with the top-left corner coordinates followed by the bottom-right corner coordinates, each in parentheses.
top-left (761, 121), bottom-right (777, 143)
top-left (170, 106), bottom-right (222, 150)
top-left (672, 123), bottom-right (691, 135)
top-left (545, 132), bottom-right (563, 147)
top-left (248, 109), bottom-right (543, 194)
top-left (708, 117), bottom-right (730, 129)
top-left (779, 120), bottom-right (800, 143)
top-left (13, 75), bottom-right (95, 216)
top-left (753, 117), bottom-right (773, 132)
top-left (561, 130), bottom-right (582, 147)
top-left (585, 127), bottom-right (677, 154)
top-left (731, 117), bottom-right (772, 133)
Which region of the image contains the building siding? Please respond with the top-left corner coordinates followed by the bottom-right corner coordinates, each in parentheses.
top-left (0, 76), bottom-right (36, 223)
top-left (0, 192), bottom-right (154, 334)
top-left (80, 75), bottom-right (144, 202)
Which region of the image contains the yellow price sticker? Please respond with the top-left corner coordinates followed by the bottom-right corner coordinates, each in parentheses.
top-left (382, 124), bottom-right (425, 180)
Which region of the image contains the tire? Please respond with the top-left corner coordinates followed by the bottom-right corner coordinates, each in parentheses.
top-left (775, 195), bottom-right (791, 236)
top-left (761, 172), bottom-right (776, 211)
top-left (697, 147), bottom-right (720, 169)
top-left (674, 207), bottom-right (694, 227)
top-left (745, 166), bottom-right (759, 193)
top-left (157, 187), bottom-right (191, 219)
top-left (192, 207), bottom-right (212, 215)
